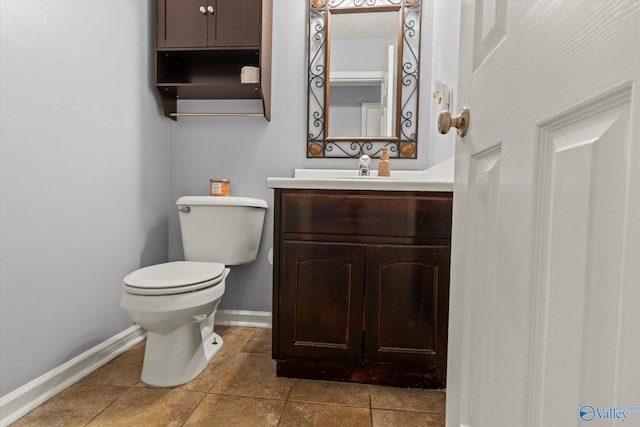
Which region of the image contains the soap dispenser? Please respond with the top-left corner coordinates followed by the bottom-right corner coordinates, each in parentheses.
top-left (378, 147), bottom-right (391, 177)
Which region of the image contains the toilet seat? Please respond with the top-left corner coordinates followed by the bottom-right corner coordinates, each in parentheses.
top-left (123, 261), bottom-right (225, 296)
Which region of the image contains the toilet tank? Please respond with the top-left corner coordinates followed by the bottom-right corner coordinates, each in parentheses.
top-left (176, 196), bottom-right (267, 265)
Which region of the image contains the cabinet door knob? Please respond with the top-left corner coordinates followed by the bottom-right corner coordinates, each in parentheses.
top-left (207, 5), bottom-right (215, 14)
top-left (199, 6), bottom-right (207, 14)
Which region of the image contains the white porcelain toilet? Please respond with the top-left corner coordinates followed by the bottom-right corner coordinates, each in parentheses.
top-left (120, 196), bottom-right (267, 387)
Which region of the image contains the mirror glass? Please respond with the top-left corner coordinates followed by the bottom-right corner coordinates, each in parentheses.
top-left (328, 11), bottom-right (399, 138)
top-left (307, 0), bottom-right (422, 159)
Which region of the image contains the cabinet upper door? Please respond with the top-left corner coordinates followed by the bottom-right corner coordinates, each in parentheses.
top-left (158, 0), bottom-right (208, 48)
top-left (158, 0), bottom-right (260, 48)
top-left (208, 0), bottom-right (261, 47)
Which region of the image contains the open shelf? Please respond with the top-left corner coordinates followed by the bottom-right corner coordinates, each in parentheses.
top-left (157, 50), bottom-right (258, 82)
top-left (156, 49), bottom-right (263, 119)
top-left (154, 0), bottom-right (272, 120)
top-left (157, 82), bottom-right (260, 99)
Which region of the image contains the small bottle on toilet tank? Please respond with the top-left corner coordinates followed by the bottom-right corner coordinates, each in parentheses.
top-left (209, 179), bottom-right (230, 196)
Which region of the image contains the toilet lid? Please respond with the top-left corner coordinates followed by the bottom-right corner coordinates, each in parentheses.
top-left (123, 261), bottom-right (226, 296)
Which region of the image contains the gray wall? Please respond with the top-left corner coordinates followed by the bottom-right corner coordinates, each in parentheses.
top-left (0, 0), bottom-right (460, 396)
top-left (426, 0), bottom-right (462, 162)
top-left (0, 0), bottom-right (169, 395)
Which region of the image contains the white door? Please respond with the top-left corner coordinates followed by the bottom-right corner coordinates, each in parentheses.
top-left (381, 44), bottom-right (394, 136)
top-left (361, 103), bottom-right (382, 136)
top-left (447, 2), bottom-right (640, 427)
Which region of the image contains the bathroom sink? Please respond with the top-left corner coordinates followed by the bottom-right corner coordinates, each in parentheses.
top-left (293, 169), bottom-right (420, 180)
top-left (339, 176), bottom-right (402, 180)
top-left (267, 157), bottom-right (454, 192)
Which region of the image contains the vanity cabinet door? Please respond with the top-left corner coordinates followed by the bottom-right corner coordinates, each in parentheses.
top-left (364, 245), bottom-right (450, 367)
top-left (278, 241), bottom-right (365, 361)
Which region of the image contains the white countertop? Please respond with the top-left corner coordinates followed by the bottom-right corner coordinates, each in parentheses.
top-left (267, 157), bottom-right (454, 192)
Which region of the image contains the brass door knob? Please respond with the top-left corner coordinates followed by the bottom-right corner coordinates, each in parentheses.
top-left (438, 107), bottom-right (470, 137)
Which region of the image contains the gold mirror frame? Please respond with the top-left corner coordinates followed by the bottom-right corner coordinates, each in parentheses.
top-left (307, 0), bottom-right (422, 158)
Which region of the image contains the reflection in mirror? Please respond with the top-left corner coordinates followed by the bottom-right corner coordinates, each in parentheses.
top-left (307, 0), bottom-right (422, 159)
top-left (328, 11), bottom-right (399, 138)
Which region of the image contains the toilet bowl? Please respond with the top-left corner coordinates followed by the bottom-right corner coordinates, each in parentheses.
top-left (120, 196), bottom-right (267, 387)
top-left (121, 261), bottom-right (229, 387)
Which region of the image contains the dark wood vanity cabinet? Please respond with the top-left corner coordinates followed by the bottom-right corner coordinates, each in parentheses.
top-left (272, 189), bottom-right (453, 388)
top-left (155, 0), bottom-right (272, 119)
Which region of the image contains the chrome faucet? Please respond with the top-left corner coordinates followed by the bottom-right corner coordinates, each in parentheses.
top-left (358, 155), bottom-right (371, 176)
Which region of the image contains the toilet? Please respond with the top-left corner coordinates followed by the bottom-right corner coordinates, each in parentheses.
top-left (120, 196), bottom-right (267, 387)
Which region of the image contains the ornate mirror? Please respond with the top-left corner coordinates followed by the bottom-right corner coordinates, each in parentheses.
top-left (307, 0), bottom-right (422, 158)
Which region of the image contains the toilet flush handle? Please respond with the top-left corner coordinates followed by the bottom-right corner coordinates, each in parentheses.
top-left (178, 206), bottom-right (191, 214)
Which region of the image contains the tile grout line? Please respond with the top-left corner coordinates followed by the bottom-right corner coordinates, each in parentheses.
top-left (369, 387), bottom-right (374, 426)
top-left (276, 381), bottom-right (295, 427)
top-left (180, 388), bottom-right (208, 427)
top-left (81, 382), bottom-right (135, 427)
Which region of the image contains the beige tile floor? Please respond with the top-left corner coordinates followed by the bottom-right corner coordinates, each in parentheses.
top-left (11, 326), bottom-right (446, 426)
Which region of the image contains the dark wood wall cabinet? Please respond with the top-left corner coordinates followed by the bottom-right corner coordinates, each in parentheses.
top-left (272, 189), bottom-right (453, 388)
top-left (155, 0), bottom-right (272, 120)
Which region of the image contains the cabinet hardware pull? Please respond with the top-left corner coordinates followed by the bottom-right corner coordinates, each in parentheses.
top-left (207, 6), bottom-right (215, 14)
top-left (199, 6), bottom-right (206, 14)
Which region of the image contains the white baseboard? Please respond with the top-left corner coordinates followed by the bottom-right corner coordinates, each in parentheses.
top-left (0, 325), bottom-right (146, 427)
top-left (216, 309), bottom-right (272, 328)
